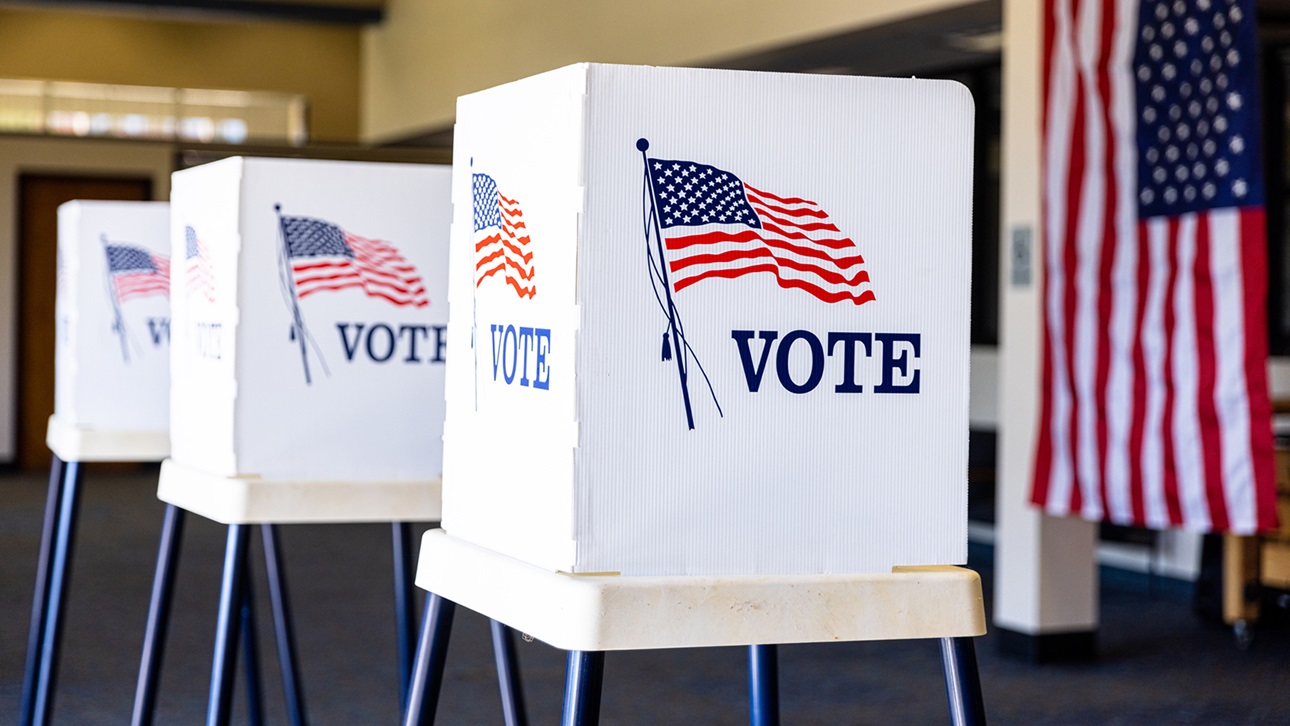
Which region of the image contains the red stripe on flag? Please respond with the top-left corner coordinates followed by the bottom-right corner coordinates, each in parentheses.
top-left (665, 229), bottom-right (866, 268)
top-left (1032, 0), bottom-right (1065, 513)
top-left (1194, 214), bottom-right (1230, 531)
top-left (1062, 57), bottom-right (1088, 517)
top-left (1093, 0), bottom-right (1120, 521)
top-left (1240, 208), bottom-right (1279, 531)
top-left (1160, 218), bottom-right (1183, 526)
top-left (1128, 221), bottom-right (1151, 525)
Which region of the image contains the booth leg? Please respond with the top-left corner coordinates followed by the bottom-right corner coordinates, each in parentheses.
top-left (560, 650), bottom-right (605, 726)
top-left (131, 504), bottom-right (187, 726)
top-left (490, 619), bottom-right (528, 726)
top-left (402, 594), bottom-right (457, 726)
top-left (748, 644), bottom-right (780, 726)
top-left (30, 458), bottom-right (84, 726)
top-left (940, 637), bottom-right (987, 726)
top-left (262, 524), bottom-right (307, 726)
top-left (207, 525), bottom-right (251, 726)
top-left (239, 572), bottom-right (264, 726)
top-left (19, 455), bottom-right (68, 726)
top-left (392, 522), bottom-right (418, 705)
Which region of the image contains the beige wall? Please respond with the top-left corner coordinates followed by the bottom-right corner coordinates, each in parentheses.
top-left (361, 0), bottom-right (977, 143)
top-left (0, 136), bottom-right (174, 460)
top-left (0, 7), bottom-right (361, 143)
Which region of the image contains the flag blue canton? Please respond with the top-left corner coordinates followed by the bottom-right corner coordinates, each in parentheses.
top-left (473, 173), bottom-right (500, 231)
top-left (1135, 0), bottom-right (1262, 218)
top-left (105, 244), bottom-right (157, 273)
top-left (281, 216), bottom-right (354, 259)
top-left (185, 226), bottom-right (201, 259)
top-left (647, 158), bottom-right (762, 230)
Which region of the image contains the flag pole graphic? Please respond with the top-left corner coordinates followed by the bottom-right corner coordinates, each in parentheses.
top-left (638, 138), bottom-right (696, 430)
top-left (101, 234), bottom-right (131, 363)
top-left (275, 205), bottom-right (313, 385)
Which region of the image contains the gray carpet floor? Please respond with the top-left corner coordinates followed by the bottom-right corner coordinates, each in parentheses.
top-left (2, 466), bottom-right (1289, 724)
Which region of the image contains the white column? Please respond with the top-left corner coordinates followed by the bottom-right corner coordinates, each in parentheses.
top-left (994, 0), bottom-right (1099, 659)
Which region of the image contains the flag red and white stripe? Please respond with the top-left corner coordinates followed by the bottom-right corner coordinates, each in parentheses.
top-left (1032, 0), bottom-right (1277, 533)
top-left (291, 231), bottom-right (429, 308)
top-left (472, 173), bottom-right (536, 299)
top-left (114, 255), bottom-right (170, 301)
top-left (645, 156), bottom-right (873, 305)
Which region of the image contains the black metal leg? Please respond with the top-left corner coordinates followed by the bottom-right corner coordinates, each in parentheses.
top-left (20, 455), bottom-right (67, 726)
top-left (392, 522), bottom-right (417, 706)
top-left (261, 524), bottom-right (306, 726)
top-left (131, 505), bottom-right (187, 726)
top-left (240, 571), bottom-right (264, 726)
top-left (940, 637), bottom-right (987, 726)
top-left (31, 458), bottom-right (83, 726)
top-left (490, 619), bottom-right (528, 726)
top-left (748, 644), bottom-right (780, 726)
top-left (402, 594), bottom-right (457, 726)
top-left (560, 651), bottom-right (605, 726)
top-left (207, 524), bottom-right (251, 726)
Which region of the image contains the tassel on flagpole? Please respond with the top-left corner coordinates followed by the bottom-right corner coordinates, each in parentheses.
top-left (662, 331), bottom-right (672, 361)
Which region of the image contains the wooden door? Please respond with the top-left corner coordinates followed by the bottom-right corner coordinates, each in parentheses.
top-left (16, 175), bottom-right (153, 470)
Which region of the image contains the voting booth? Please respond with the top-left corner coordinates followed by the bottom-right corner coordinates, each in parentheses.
top-left (408, 64), bottom-right (985, 726)
top-left (441, 63), bottom-right (975, 576)
top-left (50, 200), bottom-right (171, 458)
top-left (148, 157), bottom-right (487, 726)
top-left (161, 157), bottom-right (451, 522)
top-left (23, 201), bottom-right (172, 726)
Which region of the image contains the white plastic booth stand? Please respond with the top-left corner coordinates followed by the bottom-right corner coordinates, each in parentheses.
top-left (160, 157), bottom-right (524, 726)
top-left (19, 201), bottom-right (173, 726)
top-left (404, 64), bottom-right (987, 725)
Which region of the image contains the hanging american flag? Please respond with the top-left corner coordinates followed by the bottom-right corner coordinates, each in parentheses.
top-left (185, 226), bottom-right (215, 302)
top-left (104, 243), bottom-right (169, 302)
top-left (644, 156), bottom-right (873, 305)
top-left (1033, 0), bottom-right (1277, 533)
top-left (281, 215), bottom-right (428, 308)
top-left (473, 173), bottom-right (536, 298)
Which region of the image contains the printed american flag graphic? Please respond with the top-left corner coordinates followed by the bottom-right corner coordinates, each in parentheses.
top-left (1033, 0), bottom-right (1277, 533)
top-left (472, 173), bottom-right (536, 299)
top-left (645, 157), bottom-right (873, 305)
top-left (185, 226), bottom-right (215, 302)
top-left (104, 244), bottom-right (169, 302)
top-left (282, 215), bottom-right (428, 308)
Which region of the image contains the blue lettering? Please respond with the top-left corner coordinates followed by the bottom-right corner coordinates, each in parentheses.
top-left (195, 322), bottom-right (221, 360)
top-left (431, 325), bottom-right (447, 363)
top-left (365, 323), bottom-right (396, 363)
top-left (534, 328), bottom-right (551, 390)
top-left (518, 327), bottom-right (534, 386)
top-left (827, 332), bottom-right (871, 393)
top-left (775, 330), bottom-right (824, 394)
top-left (502, 325), bottom-right (518, 383)
top-left (147, 317), bottom-right (170, 347)
top-left (490, 324), bottom-right (503, 380)
top-left (731, 330), bottom-right (778, 392)
top-left (874, 333), bottom-right (921, 394)
top-left (337, 323), bottom-right (365, 361)
top-left (398, 324), bottom-right (427, 362)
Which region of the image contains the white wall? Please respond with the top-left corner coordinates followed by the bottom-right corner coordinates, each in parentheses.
top-left (0, 137), bottom-right (172, 461)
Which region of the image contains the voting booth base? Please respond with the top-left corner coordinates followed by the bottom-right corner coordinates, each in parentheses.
top-left (403, 530), bottom-right (988, 726)
top-left (19, 416), bottom-right (169, 726)
top-left (17, 417), bottom-right (299, 726)
top-left (155, 458), bottom-right (528, 726)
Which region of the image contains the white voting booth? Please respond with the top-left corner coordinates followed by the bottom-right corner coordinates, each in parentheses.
top-left (50, 201), bottom-right (171, 460)
top-left (407, 64), bottom-right (986, 726)
top-left (160, 157), bottom-right (452, 523)
top-left (24, 201), bottom-right (171, 726)
top-left (441, 63), bottom-right (974, 577)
